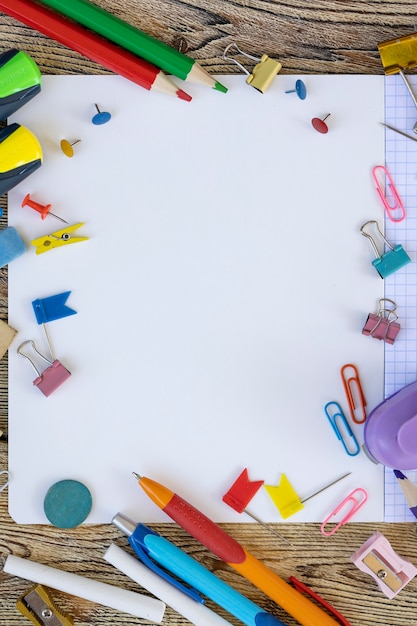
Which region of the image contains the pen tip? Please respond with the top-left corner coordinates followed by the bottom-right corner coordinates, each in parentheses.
top-left (214, 81), bottom-right (228, 94)
top-left (132, 472), bottom-right (142, 481)
top-left (177, 89), bottom-right (192, 102)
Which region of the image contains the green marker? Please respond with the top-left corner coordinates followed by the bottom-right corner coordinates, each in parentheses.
top-left (37, 0), bottom-right (227, 93)
top-left (0, 49), bottom-right (41, 120)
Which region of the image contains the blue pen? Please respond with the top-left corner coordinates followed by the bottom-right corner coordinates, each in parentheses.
top-left (112, 513), bottom-right (287, 626)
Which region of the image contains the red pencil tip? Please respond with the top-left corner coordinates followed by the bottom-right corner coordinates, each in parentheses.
top-left (177, 89), bottom-right (192, 102)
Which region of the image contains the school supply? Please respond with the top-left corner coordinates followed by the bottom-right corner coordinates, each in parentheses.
top-left (0, 123), bottom-right (42, 196)
top-left (351, 531), bottom-right (417, 598)
top-left (113, 513), bottom-right (288, 626)
top-left (3, 554), bottom-right (166, 622)
top-left (364, 380), bottom-right (417, 470)
top-left (362, 298), bottom-right (400, 344)
top-left (222, 44), bottom-right (281, 93)
top-left (340, 363), bottom-right (367, 424)
top-left (0, 49), bottom-right (41, 120)
top-left (0, 469), bottom-right (9, 494)
top-left (31, 223), bottom-right (88, 254)
top-left (17, 339), bottom-right (71, 397)
top-left (320, 488), bottom-right (368, 536)
top-left (0, 0), bottom-right (191, 101)
top-left (43, 479), bottom-right (92, 527)
top-left (324, 402), bottom-right (360, 457)
top-left (378, 32), bottom-right (417, 110)
top-left (22, 193), bottom-right (67, 223)
top-left (372, 165), bottom-right (406, 222)
top-left (393, 470), bottom-right (417, 519)
top-left (0, 319), bottom-right (17, 358)
top-left (0, 226), bottom-right (26, 268)
top-left (37, 0), bottom-right (227, 92)
top-left (134, 472), bottom-right (345, 626)
top-left (104, 544), bottom-right (233, 626)
top-left (17, 584), bottom-right (73, 626)
top-left (360, 220), bottom-right (411, 278)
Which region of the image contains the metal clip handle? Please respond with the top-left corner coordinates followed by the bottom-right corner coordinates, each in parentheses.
top-left (17, 340), bottom-right (53, 377)
top-left (360, 220), bottom-right (394, 259)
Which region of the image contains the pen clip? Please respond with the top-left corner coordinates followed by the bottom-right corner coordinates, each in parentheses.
top-left (131, 538), bottom-right (204, 603)
top-left (289, 577), bottom-right (352, 626)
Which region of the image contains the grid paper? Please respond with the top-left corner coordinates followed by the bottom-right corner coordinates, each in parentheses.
top-left (384, 74), bottom-right (417, 522)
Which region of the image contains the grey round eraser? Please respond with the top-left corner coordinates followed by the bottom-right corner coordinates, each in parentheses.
top-left (43, 479), bottom-right (92, 528)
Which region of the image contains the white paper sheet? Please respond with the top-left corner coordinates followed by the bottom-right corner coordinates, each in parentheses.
top-left (7, 74), bottom-right (385, 524)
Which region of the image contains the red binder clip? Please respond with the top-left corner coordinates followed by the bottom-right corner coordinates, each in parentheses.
top-left (362, 298), bottom-right (401, 344)
top-left (17, 340), bottom-right (71, 397)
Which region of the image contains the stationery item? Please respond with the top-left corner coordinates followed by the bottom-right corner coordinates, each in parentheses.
top-left (32, 291), bottom-right (76, 360)
top-left (91, 104), bottom-right (111, 125)
top-left (289, 578), bottom-right (352, 626)
top-left (384, 72), bottom-right (417, 521)
top-left (311, 114), bottom-right (331, 133)
top-left (378, 32), bottom-right (417, 109)
top-left (31, 223), bottom-right (88, 255)
top-left (364, 379), bottom-right (417, 470)
top-left (323, 402), bottom-right (360, 456)
top-left (372, 165), bottom-right (405, 222)
top-left (104, 544), bottom-right (233, 626)
top-left (16, 584), bottom-right (73, 626)
top-left (340, 363), bottom-right (366, 424)
top-left (265, 473), bottom-right (351, 520)
top-left (0, 0), bottom-right (191, 101)
top-left (60, 139), bottom-right (81, 158)
top-left (0, 470), bottom-right (9, 493)
top-left (381, 121), bottom-right (417, 143)
top-left (36, 0), bottom-right (227, 93)
top-left (0, 123), bottom-right (42, 196)
top-left (133, 473), bottom-right (344, 626)
top-left (0, 319), bottom-right (17, 359)
top-left (0, 49), bottom-right (41, 120)
top-left (222, 468), bottom-right (289, 542)
top-left (393, 470), bottom-right (417, 519)
top-left (320, 488), bottom-right (368, 536)
top-left (362, 298), bottom-right (400, 344)
top-left (17, 339), bottom-right (71, 397)
top-left (113, 513), bottom-right (289, 626)
top-left (43, 479), bottom-right (92, 528)
top-left (351, 531), bottom-right (417, 598)
top-left (222, 44), bottom-right (281, 93)
top-left (22, 193), bottom-right (66, 223)
top-left (0, 226), bottom-right (26, 268)
top-left (3, 554), bottom-right (166, 623)
top-left (285, 79), bottom-right (307, 99)
top-left (360, 219), bottom-right (411, 278)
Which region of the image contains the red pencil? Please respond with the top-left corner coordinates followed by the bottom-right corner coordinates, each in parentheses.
top-left (0, 0), bottom-right (192, 101)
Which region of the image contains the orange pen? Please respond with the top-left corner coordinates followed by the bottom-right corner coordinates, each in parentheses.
top-left (133, 473), bottom-right (343, 626)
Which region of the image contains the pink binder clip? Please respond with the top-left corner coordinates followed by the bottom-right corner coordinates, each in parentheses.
top-left (17, 340), bottom-right (71, 397)
top-left (351, 531), bottom-right (417, 598)
top-left (372, 165), bottom-right (406, 222)
top-left (362, 298), bottom-right (401, 344)
top-left (321, 488), bottom-right (368, 536)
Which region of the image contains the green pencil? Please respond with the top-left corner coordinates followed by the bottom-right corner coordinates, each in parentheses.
top-left (37, 0), bottom-right (227, 93)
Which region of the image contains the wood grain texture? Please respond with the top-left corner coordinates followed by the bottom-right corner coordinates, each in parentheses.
top-left (1, 2), bottom-right (417, 625)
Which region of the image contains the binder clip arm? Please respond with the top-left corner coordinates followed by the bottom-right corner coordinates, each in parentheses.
top-left (223, 43), bottom-right (281, 93)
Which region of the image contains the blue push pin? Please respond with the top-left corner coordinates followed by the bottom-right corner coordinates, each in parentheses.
top-left (285, 79), bottom-right (307, 100)
top-left (91, 103), bottom-right (111, 125)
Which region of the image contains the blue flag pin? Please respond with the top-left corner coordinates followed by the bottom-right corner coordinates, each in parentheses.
top-left (32, 291), bottom-right (77, 359)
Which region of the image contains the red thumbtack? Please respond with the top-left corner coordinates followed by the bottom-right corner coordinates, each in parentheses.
top-left (311, 113), bottom-right (331, 134)
top-left (22, 194), bottom-right (67, 223)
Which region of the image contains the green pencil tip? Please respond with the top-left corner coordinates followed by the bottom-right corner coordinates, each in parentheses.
top-left (214, 81), bottom-right (228, 93)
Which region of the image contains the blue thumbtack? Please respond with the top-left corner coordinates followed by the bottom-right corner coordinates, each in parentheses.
top-left (91, 103), bottom-right (111, 125)
top-left (285, 79), bottom-right (307, 100)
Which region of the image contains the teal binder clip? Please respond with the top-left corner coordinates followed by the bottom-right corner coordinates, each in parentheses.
top-left (360, 220), bottom-right (411, 278)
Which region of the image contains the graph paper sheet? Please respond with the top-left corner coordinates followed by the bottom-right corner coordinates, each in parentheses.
top-left (384, 74), bottom-right (417, 521)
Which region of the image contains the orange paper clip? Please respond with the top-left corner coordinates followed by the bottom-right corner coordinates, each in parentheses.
top-left (340, 363), bottom-right (367, 424)
top-left (321, 488), bottom-right (368, 536)
top-left (372, 165), bottom-right (406, 223)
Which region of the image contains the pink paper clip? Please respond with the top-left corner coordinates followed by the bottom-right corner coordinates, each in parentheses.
top-left (321, 488), bottom-right (368, 536)
top-left (340, 363), bottom-right (367, 424)
top-left (372, 165), bottom-right (406, 223)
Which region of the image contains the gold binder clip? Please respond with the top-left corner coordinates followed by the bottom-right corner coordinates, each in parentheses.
top-left (16, 584), bottom-right (74, 625)
top-left (223, 43), bottom-right (282, 93)
top-left (378, 32), bottom-right (417, 109)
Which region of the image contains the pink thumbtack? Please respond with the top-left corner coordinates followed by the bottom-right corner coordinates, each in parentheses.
top-left (22, 194), bottom-right (67, 223)
top-left (311, 114), bottom-right (331, 134)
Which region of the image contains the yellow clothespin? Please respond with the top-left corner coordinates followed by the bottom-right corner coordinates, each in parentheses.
top-left (31, 222), bottom-right (88, 255)
top-left (223, 43), bottom-right (282, 93)
top-left (378, 32), bottom-right (417, 109)
top-left (16, 584), bottom-right (74, 625)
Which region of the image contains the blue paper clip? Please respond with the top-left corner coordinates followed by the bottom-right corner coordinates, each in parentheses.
top-left (324, 401), bottom-right (360, 456)
top-left (360, 220), bottom-right (411, 278)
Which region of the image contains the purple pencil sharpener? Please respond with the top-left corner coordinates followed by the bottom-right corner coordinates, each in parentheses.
top-left (364, 380), bottom-right (417, 470)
